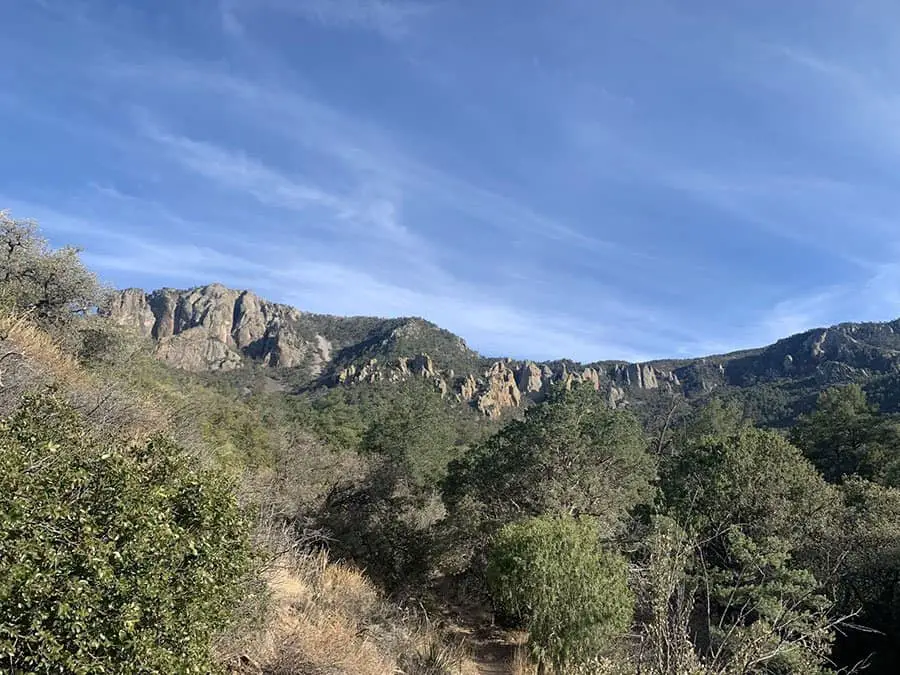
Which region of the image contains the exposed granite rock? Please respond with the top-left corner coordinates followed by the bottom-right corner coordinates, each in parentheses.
top-left (477, 361), bottom-right (522, 418)
top-left (108, 284), bottom-right (689, 414)
top-left (104, 285), bottom-right (329, 373)
top-left (458, 374), bottom-right (478, 402)
top-left (155, 328), bottom-right (243, 372)
top-left (111, 283), bottom-right (900, 422)
top-left (608, 385), bottom-right (626, 408)
top-left (516, 362), bottom-right (546, 396)
top-left (411, 354), bottom-right (437, 378)
top-left (579, 367), bottom-right (602, 390)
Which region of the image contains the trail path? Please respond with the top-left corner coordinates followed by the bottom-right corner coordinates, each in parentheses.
top-left (433, 582), bottom-right (524, 675)
top-left (465, 625), bottom-right (518, 674)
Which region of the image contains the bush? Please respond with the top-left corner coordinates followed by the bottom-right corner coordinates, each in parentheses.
top-left (486, 514), bottom-right (633, 672)
top-left (0, 394), bottom-right (256, 673)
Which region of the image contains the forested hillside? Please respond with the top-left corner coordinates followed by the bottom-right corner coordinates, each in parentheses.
top-left (4, 209), bottom-right (900, 674)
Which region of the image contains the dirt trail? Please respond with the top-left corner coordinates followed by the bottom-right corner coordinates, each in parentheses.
top-left (465, 625), bottom-right (518, 674)
top-left (430, 577), bottom-right (526, 675)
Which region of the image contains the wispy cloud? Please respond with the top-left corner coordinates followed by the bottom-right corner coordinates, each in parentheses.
top-left (110, 60), bottom-right (637, 258)
top-left (137, 119), bottom-right (443, 292)
top-left (146, 126), bottom-right (350, 216)
top-left (5, 195), bottom-right (665, 361)
top-left (769, 44), bottom-right (900, 158)
top-left (13, 0), bottom-right (900, 362)
top-left (756, 253), bottom-right (900, 343)
top-left (228, 0), bottom-right (433, 41)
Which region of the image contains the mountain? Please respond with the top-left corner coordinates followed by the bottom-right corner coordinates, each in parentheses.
top-left (104, 284), bottom-right (900, 422)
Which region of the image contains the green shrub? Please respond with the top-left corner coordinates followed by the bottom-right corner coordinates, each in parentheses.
top-left (0, 394), bottom-right (256, 673)
top-left (486, 514), bottom-right (633, 672)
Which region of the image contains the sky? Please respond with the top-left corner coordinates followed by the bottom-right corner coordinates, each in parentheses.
top-left (3, 1), bottom-right (900, 362)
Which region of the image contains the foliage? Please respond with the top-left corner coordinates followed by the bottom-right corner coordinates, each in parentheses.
top-left (276, 379), bottom-right (486, 589)
top-left (791, 384), bottom-right (900, 485)
top-left (486, 515), bottom-right (633, 672)
top-left (443, 384), bottom-right (655, 549)
top-left (661, 427), bottom-right (844, 672)
top-left (360, 380), bottom-right (460, 487)
top-left (662, 427), bottom-right (838, 553)
top-left (317, 460), bottom-right (442, 592)
top-left (325, 316), bottom-right (483, 376)
top-left (703, 530), bottom-right (837, 674)
top-left (632, 516), bottom-right (705, 675)
top-left (89, 342), bottom-right (283, 472)
top-left (0, 211), bottom-right (100, 331)
top-left (827, 478), bottom-right (900, 670)
top-left (677, 398), bottom-right (749, 441)
top-left (273, 377), bottom-right (489, 457)
top-left (15, 208), bottom-right (900, 671)
top-left (0, 394), bottom-right (256, 673)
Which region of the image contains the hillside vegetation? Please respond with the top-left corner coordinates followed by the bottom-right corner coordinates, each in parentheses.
top-left (4, 209), bottom-right (900, 673)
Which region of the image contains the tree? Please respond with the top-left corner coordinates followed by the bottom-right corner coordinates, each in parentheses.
top-left (633, 516), bottom-right (706, 675)
top-left (360, 379), bottom-right (458, 488)
top-left (827, 477), bottom-right (900, 671)
top-left (791, 384), bottom-right (900, 486)
top-left (660, 428), bottom-right (846, 673)
top-left (0, 394), bottom-right (256, 673)
top-left (662, 427), bottom-right (839, 553)
top-left (678, 398), bottom-right (748, 443)
top-left (443, 384), bottom-right (655, 544)
top-left (702, 530), bottom-right (839, 674)
top-left (486, 515), bottom-right (633, 673)
top-left (316, 380), bottom-right (471, 590)
top-left (0, 211), bottom-right (100, 330)
top-left (317, 458), bottom-right (441, 592)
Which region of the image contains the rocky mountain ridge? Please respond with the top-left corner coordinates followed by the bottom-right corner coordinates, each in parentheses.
top-left (104, 285), bottom-right (900, 419)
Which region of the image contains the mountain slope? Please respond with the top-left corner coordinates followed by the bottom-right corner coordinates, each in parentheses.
top-left (105, 285), bottom-right (900, 421)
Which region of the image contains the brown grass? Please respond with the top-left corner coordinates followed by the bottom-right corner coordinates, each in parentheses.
top-left (0, 311), bottom-right (482, 674)
top-left (218, 549), bottom-right (480, 675)
top-left (511, 644), bottom-right (536, 675)
top-left (0, 311), bottom-right (80, 384)
top-left (0, 310), bottom-right (170, 440)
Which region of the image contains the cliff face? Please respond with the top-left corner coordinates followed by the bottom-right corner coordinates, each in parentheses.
top-left (105, 285), bottom-right (330, 373)
top-left (332, 356), bottom-right (682, 418)
top-left (105, 285), bottom-right (900, 420)
top-left (104, 285), bottom-right (683, 418)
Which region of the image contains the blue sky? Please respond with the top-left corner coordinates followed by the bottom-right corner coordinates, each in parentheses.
top-left (3, 0), bottom-right (900, 362)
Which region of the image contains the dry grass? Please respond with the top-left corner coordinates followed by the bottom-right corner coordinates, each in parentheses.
top-left (0, 310), bottom-right (171, 440)
top-left (0, 311), bottom-right (80, 385)
top-left (0, 311), bottom-right (482, 674)
top-left (511, 645), bottom-right (535, 675)
top-left (218, 549), bottom-right (480, 675)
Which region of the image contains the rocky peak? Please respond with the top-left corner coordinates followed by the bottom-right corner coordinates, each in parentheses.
top-left (104, 286), bottom-right (327, 373)
top-left (516, 362), bottom-right (546, 397)
top-left (107, 283), bottom-right (687, 416)
top-left (108, 283), bottom-right (900, 423)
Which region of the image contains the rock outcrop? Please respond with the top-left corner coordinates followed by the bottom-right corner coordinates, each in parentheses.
top-left (104, 285), bottom-right (329, 373)
top-left (476, 361), bottom-right (522, 418)
top-left (107, 284), bottom-right (900, 421)
top-left (332, 352), bottom-right (676, 418)
top-left (107, 285), bottom-right (687, 417)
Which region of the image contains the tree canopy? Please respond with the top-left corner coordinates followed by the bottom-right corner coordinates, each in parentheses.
top-left (443, 384), bottom-right (656, 537)
top-left (0, 211), bottom-right (100, 330)
top-left (791, 384), bottom-right (900, 486)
